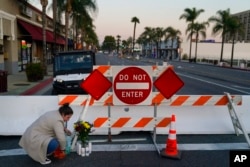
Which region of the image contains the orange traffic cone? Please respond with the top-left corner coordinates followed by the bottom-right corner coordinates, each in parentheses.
top-left (161, 114), bottom-right (181, 159)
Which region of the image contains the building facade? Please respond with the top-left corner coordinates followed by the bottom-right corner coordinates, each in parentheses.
top-left (0, 0), bottom-right (69, 74)
top-left (225, 9), bottom-right (250, 43)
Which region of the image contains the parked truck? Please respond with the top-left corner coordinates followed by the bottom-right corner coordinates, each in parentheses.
top-left (52, 50), bottom-right (96, 95)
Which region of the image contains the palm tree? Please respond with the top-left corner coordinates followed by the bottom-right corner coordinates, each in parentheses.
top-left (140, 27), bottom-right (154, 57)
top-left (116, 35), bottom-right (121, 54)
top-left (179, 7), bottom-right (205, 60)
top-left (53, 0), bottom-right (97, 51)
top-left (209, 9), bottom-right (231, 62)
top-left (165, 26), bottom-right (182, 60)
top-left (186, 22), bottom-right (209, 61)
top-left (71, 0), bottom-right (98, 49)
top-left (131, 16), bottom-right (140, 56)
top-left (227, 16), bottom-right (244, 67)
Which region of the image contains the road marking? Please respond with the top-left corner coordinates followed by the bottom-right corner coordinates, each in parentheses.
top-left (178, 73), bottom-right (250, 94)
top-left (232, 85), bottom-right (250, 90)
top-left (0, 143), bottom-right (249, 156)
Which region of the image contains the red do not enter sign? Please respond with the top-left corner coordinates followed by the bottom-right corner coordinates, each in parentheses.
top-left (113, 66), bottom-right (152, 105)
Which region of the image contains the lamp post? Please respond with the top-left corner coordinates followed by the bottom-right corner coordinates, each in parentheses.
top-left (40, 0), bottom-right (48, 75)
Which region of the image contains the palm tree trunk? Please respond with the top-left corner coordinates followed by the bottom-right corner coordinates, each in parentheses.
top-left (189, 32), bottom-right (193, 60)
top-left (230, 36), bottom-right (235, 67)
top-left (220, 34), bottom-right (225, 62)
top-left (195, 35), bottom-right (198, 62)
top-left (132, 23), bottom-right (136, 57)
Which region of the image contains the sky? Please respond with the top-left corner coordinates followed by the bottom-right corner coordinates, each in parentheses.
top-left (31, 0), bottom-right (250, 43)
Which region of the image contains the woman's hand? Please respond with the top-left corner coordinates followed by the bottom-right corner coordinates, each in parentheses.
top-left (64, 128), bottom-right (72, 136)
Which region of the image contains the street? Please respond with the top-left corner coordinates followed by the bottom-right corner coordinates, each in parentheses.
top-left (1, 53), bottom-right (250, 167)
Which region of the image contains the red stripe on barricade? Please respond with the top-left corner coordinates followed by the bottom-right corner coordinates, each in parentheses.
top-left (112, 117), bottom-right (131, 128)
top-left (152, 93), bottom-right (165, 105)
top-left (96, 65), bottom-right (110, 74)
top-left (94, 117), bottom-right (108, 128)
top-left (193, 95), bottom-right (212, 106)
top-left (134, 117), bottom-right (153, 128)
top-left (170, 96), bottom-right (189, 106)
top-left (59, 95), bottom-right (78, 105)
top-left (104, 95), bottom-right (113, 106)
top-left (156, 117), bottom-right (171, 127)
top-left (215, 96), bottom-right (228, 105)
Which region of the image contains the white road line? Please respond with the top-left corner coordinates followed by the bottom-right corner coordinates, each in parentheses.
top-left (0, 143), bottom-right (249, 156)
top-left (178, 73), bottom-right (250, 94)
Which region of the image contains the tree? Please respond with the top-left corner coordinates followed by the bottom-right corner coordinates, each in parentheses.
top-left (102, 36), bottom-right (116, 53)
top-left (139, 27), bottom-right (155, 57)
top-left (179, 7), bottom-right (205, 60)
top-left (131, 17), bottom-right (140, 56)
top-left (116, 35), bottom-right (121, 54)
top-left (227, 16), bottom-right (244, 67)
top-left (186, 22), bottom-right (209, 61)
top-left (71, 0), bottom-right (98, 49)
top-left (165, 26), bottom-right (182, 60)
top-left (209, 9), bottom-right (231, 62)
top-left (52, 0), bottom-right (98, 51)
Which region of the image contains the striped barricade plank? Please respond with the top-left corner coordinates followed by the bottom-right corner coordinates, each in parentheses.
top-left (58, 93), bottom-right (113, 106)
top-left (93, 117), bottom-right (171, 128)
top-left (151, 93), bottom-right (242, 106)
top-left (93, 65), bottom-right (112, 77)
top-left (59, 93), bottom-right (242, 106)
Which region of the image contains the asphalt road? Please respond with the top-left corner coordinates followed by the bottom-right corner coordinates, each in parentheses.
top-left (1, 53), bottom-right (250, 167)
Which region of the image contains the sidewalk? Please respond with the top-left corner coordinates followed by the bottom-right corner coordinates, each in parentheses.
top-left (0, 64), bottom-right (53, 95)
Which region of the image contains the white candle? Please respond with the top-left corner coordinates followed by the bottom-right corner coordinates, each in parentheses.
top-left (81, 148), bottom-right (86, 157)
top-left (88, 142), bottom-right (92, 154)
top-left (77, 143), bottom-right (82, 155)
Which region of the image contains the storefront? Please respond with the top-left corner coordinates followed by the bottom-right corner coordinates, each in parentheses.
top-left (17, 18), bottom-right (65, 71)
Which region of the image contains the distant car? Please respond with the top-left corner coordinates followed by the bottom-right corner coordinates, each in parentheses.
top-left (52, 50), bottom-right (96, 95)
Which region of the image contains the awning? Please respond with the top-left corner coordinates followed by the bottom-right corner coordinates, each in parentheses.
top-left (17, 19), bottom-right (65, 45)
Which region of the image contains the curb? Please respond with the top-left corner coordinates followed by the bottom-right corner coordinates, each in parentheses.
top-left (20, 77), bottom-right (53, 95)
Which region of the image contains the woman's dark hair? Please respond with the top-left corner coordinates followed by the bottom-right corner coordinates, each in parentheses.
top-left (59, 103), bottom-right (73, 115)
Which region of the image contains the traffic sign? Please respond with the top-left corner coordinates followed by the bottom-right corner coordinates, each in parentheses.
top-left (113, 66), bottom-right (152, 105)
top-left (154, 68), bottom-right (184, 99)
top-left (81, 69), bottom-right (112, 100)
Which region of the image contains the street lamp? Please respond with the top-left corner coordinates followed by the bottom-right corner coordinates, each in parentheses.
top-left (40, 0), bottom-right (48, 75)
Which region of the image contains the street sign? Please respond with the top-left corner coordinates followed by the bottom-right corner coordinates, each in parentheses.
top-left (154, 67), bottom-right (184, 99)
top-left (81, 69), bottom-right (112, 100)
top-left (113, 66), bottom-right (152, 105)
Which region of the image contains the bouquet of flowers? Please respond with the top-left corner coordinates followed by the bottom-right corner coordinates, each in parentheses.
top-left (74, 120), bottom-right (93, 145)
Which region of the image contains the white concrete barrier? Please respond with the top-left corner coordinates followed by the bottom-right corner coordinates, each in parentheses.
top-left (0, 95), bottom-right (249, 136)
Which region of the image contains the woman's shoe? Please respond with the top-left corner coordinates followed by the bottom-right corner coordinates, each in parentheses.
top-left (40, 158), bottom-right (51, 165)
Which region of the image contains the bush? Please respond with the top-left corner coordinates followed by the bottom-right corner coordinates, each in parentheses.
top-left (182, 53), bottom-right (188, 60)
top-left (25, 63), bottom-right (44, 82)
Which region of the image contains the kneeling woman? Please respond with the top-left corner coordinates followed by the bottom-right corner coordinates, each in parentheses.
top-left (19, 103), bottom-right (73, 165)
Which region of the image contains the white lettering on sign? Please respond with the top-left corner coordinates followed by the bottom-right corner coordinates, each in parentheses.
top-left (121, 91), bottom-right (143, 98)
top-left (119, 74), bottom-right (129, 80)
top-left (133, 74), bottom-right (147, 80)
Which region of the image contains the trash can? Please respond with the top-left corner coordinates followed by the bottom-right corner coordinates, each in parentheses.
top-left (0, 70), bottom-right (7, 92)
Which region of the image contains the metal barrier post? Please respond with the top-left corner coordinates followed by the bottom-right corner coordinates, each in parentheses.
top-left (225, 92), bottom-right (250, 147)
top-left (108, 103), bottom-right (112, 142)
top-left (151, 103), bottom-right (161, 156)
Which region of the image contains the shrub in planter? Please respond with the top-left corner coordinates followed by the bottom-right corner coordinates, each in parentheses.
top-left (25, 63), bottom-right (44, 82)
